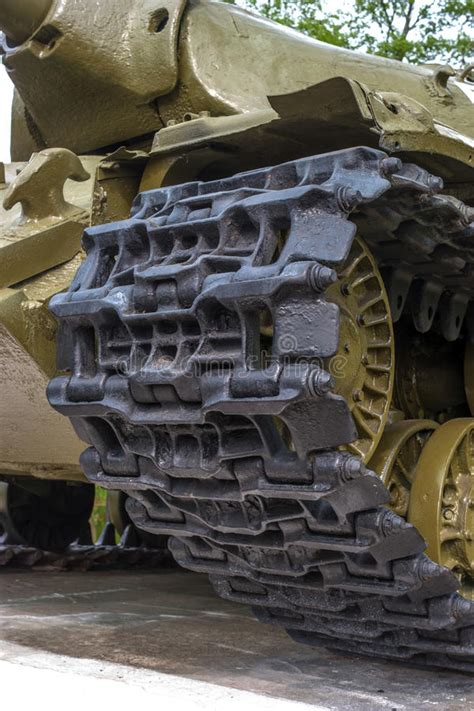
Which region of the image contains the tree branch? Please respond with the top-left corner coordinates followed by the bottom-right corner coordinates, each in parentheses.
top-left (401, 0), bottom-right (416, 37)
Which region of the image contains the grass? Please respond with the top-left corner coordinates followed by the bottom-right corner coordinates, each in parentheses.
top-left (89, 486), bottom-right (108, 541)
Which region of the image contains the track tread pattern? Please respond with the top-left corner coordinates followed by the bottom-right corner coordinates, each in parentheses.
top-left (48, 147), bottom-right (474, 670)
top-left (0, 523), bottom-right (170, 570)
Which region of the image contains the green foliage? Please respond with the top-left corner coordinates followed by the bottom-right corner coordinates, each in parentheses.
top-left (90, 486), bottom-right (108, 542)
top-left (224, 0), bottom-right (473, 63)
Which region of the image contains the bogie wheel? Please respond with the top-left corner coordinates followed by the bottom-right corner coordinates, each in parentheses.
top-left (369, 419), bottom-right (438, 517)
top-left (408, 419), bottom-right (474, 599)
top-left (0, 479), bottom-right (95, 552)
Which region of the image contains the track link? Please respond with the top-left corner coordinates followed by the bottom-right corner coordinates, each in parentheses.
top-left (48, 147), bottom-right (474, 670)
top-left (0, 522), bottom-right (170, 570)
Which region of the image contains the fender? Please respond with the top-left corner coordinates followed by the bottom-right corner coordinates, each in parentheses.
top-left (142, 76), bottom-right (474, 188)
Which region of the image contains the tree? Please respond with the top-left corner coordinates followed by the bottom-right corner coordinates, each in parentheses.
top-left (224, 0), bottom-right (474, 64)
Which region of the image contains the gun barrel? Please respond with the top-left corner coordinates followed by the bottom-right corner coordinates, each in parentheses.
top-left (0, 0), bottom-right (53, 45)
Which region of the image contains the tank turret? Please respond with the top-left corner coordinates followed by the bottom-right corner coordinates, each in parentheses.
top-left (1, 0), bottom-right (188, 156)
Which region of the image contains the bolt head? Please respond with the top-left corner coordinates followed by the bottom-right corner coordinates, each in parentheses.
top-left (443, 507), bottom-right (454, 521)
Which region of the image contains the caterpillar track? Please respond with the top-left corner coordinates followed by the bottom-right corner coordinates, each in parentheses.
top-left (0, 485), bottom-right (170, 570)
top-left (48, 146), bottom-right (474, 671)
top-left (0, 523), bottom-right (170, 570)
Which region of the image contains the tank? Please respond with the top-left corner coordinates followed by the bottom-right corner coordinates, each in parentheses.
top-left (1, 0), bottom-right (474, 669)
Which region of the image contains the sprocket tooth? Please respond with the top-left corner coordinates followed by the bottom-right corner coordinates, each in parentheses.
top-left (96, 521), bottom-right (117, 546)
top-left (119, 524), bottom-right (140, 548)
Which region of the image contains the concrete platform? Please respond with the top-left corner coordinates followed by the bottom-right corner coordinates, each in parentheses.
top-left (0, 568), bottom-right (472, 710)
